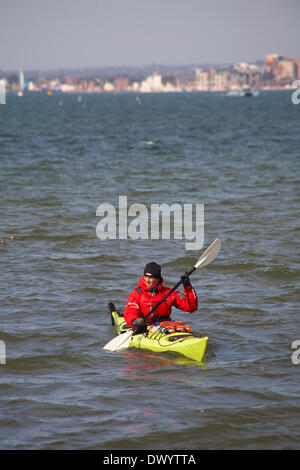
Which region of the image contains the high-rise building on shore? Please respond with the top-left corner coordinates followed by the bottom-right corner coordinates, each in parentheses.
top-left (266, 53), bottom-right (298, 81)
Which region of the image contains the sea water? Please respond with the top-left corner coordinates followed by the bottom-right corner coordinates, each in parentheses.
top-left (0, 91), bottom-right (299, 449)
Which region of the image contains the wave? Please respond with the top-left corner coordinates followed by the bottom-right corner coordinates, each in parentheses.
top-left (262, 266), bottom-right (299, 281)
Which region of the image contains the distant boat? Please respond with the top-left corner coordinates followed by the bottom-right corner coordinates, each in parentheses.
top-left (243, 88), bottom-right (255, 97)
top-left (227, 88), bottom-right (260, 97)
top-left (242, 88), bottom-right (260, 97)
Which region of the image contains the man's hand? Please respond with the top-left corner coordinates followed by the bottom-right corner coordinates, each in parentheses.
top-left (132, 317), bottom-right (147, 333)
top-left (181, 272), bottom-right (191, 288)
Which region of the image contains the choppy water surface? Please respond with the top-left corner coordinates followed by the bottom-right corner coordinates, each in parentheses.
top-left (0, 92), bottom-right (299, 450)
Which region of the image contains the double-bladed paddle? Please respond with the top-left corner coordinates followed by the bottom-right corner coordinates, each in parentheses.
top-left (103, 237), bottom-right (221, 352)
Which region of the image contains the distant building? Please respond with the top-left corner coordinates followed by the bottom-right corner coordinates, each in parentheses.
top-left (266, 53), bottom-right (297, 81)
top-left (194, 68), bottom-right (209, 91)
top-left (114, 77), bottom-right (129, 92)
top-left (266, 53), bottom-right (285, 72)
top-left (276, 59), bottom-right (297, 80)
top-left (103, 82), bottom-right (114, 92)
top-left (60, 83), bottom-right (76, 92)
top-left (295, 61), bottom-right (300, 80)
top-left (139, 72), bottom-right (164, 92)
top-left (215, 72), bottom-right (229, 91)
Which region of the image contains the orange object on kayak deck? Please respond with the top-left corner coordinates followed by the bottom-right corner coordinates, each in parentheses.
top-left (158, 321), bottom-right (191, 334)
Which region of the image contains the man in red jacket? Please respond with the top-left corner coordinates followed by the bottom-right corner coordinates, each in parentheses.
top-left (124, 262), bottom-right (198, 333)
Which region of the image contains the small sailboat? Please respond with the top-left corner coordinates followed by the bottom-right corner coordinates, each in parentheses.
top-left (17, 70), bottom-right (28, 96)
top-left (17, 70), bottom-right (24, 96)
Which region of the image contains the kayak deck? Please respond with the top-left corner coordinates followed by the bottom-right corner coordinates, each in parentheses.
top-left (110, 310), bottom-right (208, 363)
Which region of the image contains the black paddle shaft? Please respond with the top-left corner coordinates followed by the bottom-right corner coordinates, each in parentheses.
top-left (144, 266), bottom-right (196, 322)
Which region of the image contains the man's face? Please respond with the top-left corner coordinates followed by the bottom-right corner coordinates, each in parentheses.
top-left (143, 275), bottom-right (160, 289)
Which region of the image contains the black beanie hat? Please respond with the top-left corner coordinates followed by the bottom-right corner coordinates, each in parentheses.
top-left (144, 262), bottom-right (161, 279)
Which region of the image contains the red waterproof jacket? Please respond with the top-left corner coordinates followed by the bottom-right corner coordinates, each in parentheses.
top-left (124, 277), bottom-right (198, 328)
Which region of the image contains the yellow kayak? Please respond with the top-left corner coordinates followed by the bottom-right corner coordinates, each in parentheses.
top-left (110, 309), bottom-right (208, 363)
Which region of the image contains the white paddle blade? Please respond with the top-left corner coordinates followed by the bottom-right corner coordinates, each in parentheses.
top-left (194, 237), bottom-right (221, 269)
top-left (103, 329), bottom-right (133, 352)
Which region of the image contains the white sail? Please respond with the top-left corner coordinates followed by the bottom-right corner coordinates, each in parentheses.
top-left (18, 70), bottom-right (24, 96)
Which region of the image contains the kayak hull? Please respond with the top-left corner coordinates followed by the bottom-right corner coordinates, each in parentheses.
top-left (110, 311), bottom-right (208, 362)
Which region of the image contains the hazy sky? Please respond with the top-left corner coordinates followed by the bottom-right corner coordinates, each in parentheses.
top-left (1, 0), bottom-right (299, 70)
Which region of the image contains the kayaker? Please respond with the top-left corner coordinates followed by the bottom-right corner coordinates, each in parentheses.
top-left (124, 262), bottom-right (198, 333)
